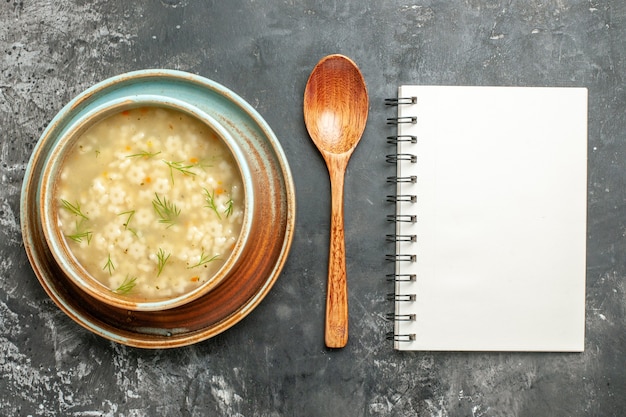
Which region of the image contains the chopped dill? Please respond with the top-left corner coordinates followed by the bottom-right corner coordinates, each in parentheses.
top-left (223, 198), bottom-right (234, 218)
top-left (66, 219), bottom-right (92, 244)
top-left (152, 193), bottom-right (180, 228)
top-left (67, 230), bottom-right (93, 244)
top-left (156, 248), bottom-right (170, 277)
top-left (163, 160), bottom-right (196, 184)
top-left (126, 150), bottom-right (161, 159)
top-left (203, 189), bottom-right (233, 219)
top-left (203, 188), bottom-right (221, 219)
top-left (118, 210), bottom-right (137, 235)
top-left (103, 254), bottom-right (115, 276)
top-left (187, 250), bottom-right (219, 269)
top-left (61, 199), bottom-right (89, 220)
top-left (194, 158), bottom-right (214, 171)
top-left (113, 274), bottom-right (137, 295)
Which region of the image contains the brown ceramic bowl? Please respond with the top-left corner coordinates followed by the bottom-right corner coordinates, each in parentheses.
top-left (21, 70), bottom-right (295, 347)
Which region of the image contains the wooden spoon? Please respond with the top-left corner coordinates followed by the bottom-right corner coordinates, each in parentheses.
top-left (303, 54), bottom-right (369, 348)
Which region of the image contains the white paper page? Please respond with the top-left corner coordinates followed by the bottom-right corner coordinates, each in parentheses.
top-left (393, 86), bottom-right (587, 351)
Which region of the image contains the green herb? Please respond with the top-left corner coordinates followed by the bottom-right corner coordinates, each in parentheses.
top-left (114, 274), bottom-right (137, 295)
top-left (203, 188), bottom-right (221, 219)
top-left (103, 254), bottom-right (115, 275)
top-left (163, 160), bottom-right (196, 184)
top-left (61, 199), bottom-right (89, 220)
top-left (127, 150), bottom-right (161, 159)
top-left (187, 250), bottom-right (219, 269)
top-left (195, 158), bottom-right (214, 171)
top-left (66, 217), bottom-right (92, 244)
top-left (156, 248), bottom-right (170, 277)
top-left (118, 210), bottom-right (135, 231)
top-left (63, 202), bottom-right (92, 243)
top-left (223, 198), bottom-right (234, 218)
top-left (152, 193), bottom-right (180, 228)
top-left (67, 230), bottom-right (93, 244)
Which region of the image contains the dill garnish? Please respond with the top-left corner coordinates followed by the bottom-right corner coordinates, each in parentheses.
top-left (152, 193), bottom-right (180, 228)
top-left (67, 230), bottom-right (93, 244)
top-left (114, 274), bottom-right (137, 295)
top-left (103, 254), bottom-right (115, 275)
top-left (67, 219), bottom-right (92, 244)
top-left (61, 199), bottom-right (89, 220)
top-left (118, 210), bottom-right (135, 231)
top-left (203, 189), bottom-right (234, 219)
top-left (193, 158), bottom-right (214, 171)
top-left (126, 150), bottom-right (161, 158)
top-left (63, 200), bottom-right (92, 243)
top-left (203, 188), bottom-right (221, 219)
top-left (224, 198), bottom-right (234, 218)
top-left (163, 160), bottom-right (196, 184)
top-left (187, 250), bottom-right (219, 269)
top-left (156, 248), bottom-right (170, 277)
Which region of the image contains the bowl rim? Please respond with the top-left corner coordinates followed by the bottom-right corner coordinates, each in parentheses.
top-left (39, 96), bottom-right (255, 311)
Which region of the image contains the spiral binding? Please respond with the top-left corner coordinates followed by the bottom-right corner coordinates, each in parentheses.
top-left (386, 214), bottom-right (416, 223)
top-left (386, 313), bottom-right (416, 321)
top-left (386, 194), bottom-right (416, 203)
top-left (386, 154), bottom-right (417, 164)
top-left (384, 96), bottom-right (417, 106)
top-left (387, 116), bottom-right (417, 125)
top-left (386, 234), bottom-right (416, 243)
top-left (385, 254), bottom-right (416, 263)
top-left (387, 293), bottom-right (416, 302)
top-left (386, 332), bottom-right (417, 342)
top-left (385, 273), bottom-right (416, 282)
top-left (386, 135), bottom-right (417, 144)
top-left (386, 175), bottom-right (417, 184)
top-left (386, 95), bottom-right (418, 344)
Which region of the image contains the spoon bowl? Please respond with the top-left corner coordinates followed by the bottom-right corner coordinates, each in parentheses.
top-left (303, 54), bottom-right (369, 348)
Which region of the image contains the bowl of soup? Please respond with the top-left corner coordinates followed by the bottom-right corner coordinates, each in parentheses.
top-left (13, 67), bottom-right (279, 317)
top-left (21, 70), bottom-right (295, 346)
top-left (39, 100), bottom-right (253, 311)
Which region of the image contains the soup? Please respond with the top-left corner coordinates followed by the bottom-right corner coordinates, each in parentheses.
top-left (56, 107), bottom-right (244, 299)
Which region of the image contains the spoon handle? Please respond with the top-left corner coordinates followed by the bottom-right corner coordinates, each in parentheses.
top-left (325, 155), bottom-right (349, 348)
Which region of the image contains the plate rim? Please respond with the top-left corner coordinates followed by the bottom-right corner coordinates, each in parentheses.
top-left (20, 69), bottom-right (296, 348)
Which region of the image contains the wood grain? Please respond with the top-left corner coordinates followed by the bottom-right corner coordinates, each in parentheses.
top-left (303, 54), bottom-right (368, 348)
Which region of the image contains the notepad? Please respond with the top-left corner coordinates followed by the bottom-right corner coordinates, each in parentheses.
top-left (387, 86), bottom-right (588, 351)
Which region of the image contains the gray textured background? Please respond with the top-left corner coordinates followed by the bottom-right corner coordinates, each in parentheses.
top-left (2, 1), bottom-right (625, 416)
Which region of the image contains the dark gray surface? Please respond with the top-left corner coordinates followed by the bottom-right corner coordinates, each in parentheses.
top-left (1, 0), bottom-right (625, 416)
